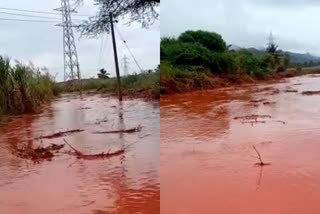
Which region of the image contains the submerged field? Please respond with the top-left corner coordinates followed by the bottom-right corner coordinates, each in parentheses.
top-left (0, 93), bottom-right (160, 213)
top-left (161, 74), bottom-right (320, 214)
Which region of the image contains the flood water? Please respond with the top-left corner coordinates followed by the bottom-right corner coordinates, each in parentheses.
top-left (161, 75), bottom-right (320, 214)
top-left (0, 94), bottom-right (160, 214)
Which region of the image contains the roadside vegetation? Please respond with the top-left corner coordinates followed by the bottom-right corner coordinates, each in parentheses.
top-left (160, 30), bottom-right (319, 94)
top-left (58, 67), bottom-right (160, 99)
top-left (0, 55), bottom-right (59, 115)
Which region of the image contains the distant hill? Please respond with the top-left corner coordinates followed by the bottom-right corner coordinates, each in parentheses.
top-left (230, 46), bottom-right (320, 65)
top-left (247, 48), bottom-right (320, 64)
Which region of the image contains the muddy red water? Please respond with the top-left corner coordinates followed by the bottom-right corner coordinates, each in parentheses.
top-left (0, 94), bottom-right (159, 214)
top-left (161, 75), bottom-right (320, 214)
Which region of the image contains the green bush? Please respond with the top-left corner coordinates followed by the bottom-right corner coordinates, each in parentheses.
top-left (210, 52), bottom-right (235, 74)
top-left (277, 65), bottom-right (285, 72)
top-left (209, 51), bottom-right (263, 75)
top-left (178, 30), bottom-right (227, 52)
top-left (161, 38), bottom-right (213, 67)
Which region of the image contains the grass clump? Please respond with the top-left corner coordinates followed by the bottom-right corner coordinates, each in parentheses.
top-left (0, 55), bottom-right (58, 115)
top-left (121, 70), bottom-right (160, 99)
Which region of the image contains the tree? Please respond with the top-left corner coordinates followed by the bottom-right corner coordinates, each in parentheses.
top-left (283, 54), bottom-right (290, 69)
top-left (76, 0), bottom-right (160, 36)
top-left (266, 33), bottom-right (279, 54)
top-left (155, 64), bottom-right (160, 72)
top-left (265, 32), bottom-right (282, 72)
top-left (98, 68), bottom-right (110, 79)
top-left (178, 30), bottom-right (227, 52)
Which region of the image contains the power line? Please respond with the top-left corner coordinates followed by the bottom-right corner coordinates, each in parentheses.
top-left (115, 26), bottom-right (144, 73)
top-left (98, 33), bottom-right (105, 69)
top-left (0, 17), bottom-right (57, 23)
top-left (0, 6), bottom-right (91, 17)
top-left (0, 11), bottom-right (85, 21)
top-left (104, 34), bottom-right (112, 68)
top-left (98, 33), bottom-right (111, 70)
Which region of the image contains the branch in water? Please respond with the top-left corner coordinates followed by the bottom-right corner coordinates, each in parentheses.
top-left (252, 145), bottom-right (270, 166)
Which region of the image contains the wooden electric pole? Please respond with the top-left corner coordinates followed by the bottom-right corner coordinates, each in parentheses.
top-left (110, 13), bottom-right (123, 101)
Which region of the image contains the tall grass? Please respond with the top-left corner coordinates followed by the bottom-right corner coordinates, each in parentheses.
top-left (121, 70), bottom-right (160, 99)
top-left (0, 55), bottom-right (58, 115)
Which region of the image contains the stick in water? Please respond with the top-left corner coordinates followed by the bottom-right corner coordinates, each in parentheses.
top-left (63, 139), bottom-right (83, 156)
top-left (252, 145), bottom-right (269, 166)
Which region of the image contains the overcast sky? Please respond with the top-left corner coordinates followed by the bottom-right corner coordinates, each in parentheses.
top-left (0, 0), bottom-right (159, 81)
top-left (161, 0), bottom-right (320, 55)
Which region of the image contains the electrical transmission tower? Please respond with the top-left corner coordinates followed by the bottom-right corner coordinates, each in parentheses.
top-left (55, 0), bottom-right (80, 82)
top-left (122, 55), bottom-right (129, 76)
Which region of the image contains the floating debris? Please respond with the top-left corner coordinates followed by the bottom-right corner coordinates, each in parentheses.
top-left (94, 119), bottom-right (108, 125)
top-left (250, 99), bottom-right (269, 103)
top-left (284, 89), bottom-right (298, 93)
top-left (263, 101), bottom-right (276, 105)
top-left (302, 91), bottom-right (320, 96)
top-left (272, 120), bottom-right (286, 124)
top-left (241, 120), bottom-right (266, 125)
top-left (245, 103), bottom-right (259, 108)
top-left (259, 141), bottom-right (273, 145)
top-left (234, 115), bottom-right (272, 120)
top-left (35, 129), bottom-right (84, 140)
top-left (14, 143), bottom-right (65, 161)
top-left (64, 139), bottom-right (125, 160)
top-left (93, 125), bottom-right (142, 134)
top-left (80, 107), bottom-right (92, 110)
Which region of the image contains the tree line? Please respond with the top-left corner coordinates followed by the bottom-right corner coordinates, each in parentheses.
top-left (161, 30), bottom-right (291, 79)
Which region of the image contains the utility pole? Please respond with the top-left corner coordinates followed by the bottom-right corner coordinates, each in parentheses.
top-left (55, 0), bottom-right (81, 85)
top-left (123, 55), bottom-right (129, 76)
top-left (110, 13), bottom-right (123, 101)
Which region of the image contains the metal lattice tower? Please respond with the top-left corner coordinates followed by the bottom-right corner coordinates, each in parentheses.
top-left (122, 55), bottom-right (129, 76)
top-left (55, 0), bottom-right (80, 82)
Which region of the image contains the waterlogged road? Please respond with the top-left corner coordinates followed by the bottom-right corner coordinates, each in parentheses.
top-left (161, 75), bottom-right (320, 214)
top-left (0, 94), bottom-right (159, 214)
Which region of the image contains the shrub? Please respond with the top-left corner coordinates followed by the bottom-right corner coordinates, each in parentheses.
top-left (210, 52), bottom-right (236, 74)
top-left (276, 65), bottom-right (285, 72)
top-left (161, 38), bottom-right (213, 67)
top-left (178, 30), bottom-right (227, 52)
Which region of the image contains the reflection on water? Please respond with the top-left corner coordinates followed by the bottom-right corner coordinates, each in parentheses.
top-left (0, 94), bottom-right (159, 214)
top-left (161, 75), bottom-right (320, 214)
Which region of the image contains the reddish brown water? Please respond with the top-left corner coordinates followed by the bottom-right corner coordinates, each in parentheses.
top-left (161, 75), bottom-right (320, 214)
top-left (0, 94), bottom-right (159, 214)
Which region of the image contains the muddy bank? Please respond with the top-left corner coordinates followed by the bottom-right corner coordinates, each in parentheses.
top-left (0, 93), bottom-right (159, 214)
top-left (161, 74), bottom-right (320, 214)
top-left (160, 68), bottom-right (320, 95)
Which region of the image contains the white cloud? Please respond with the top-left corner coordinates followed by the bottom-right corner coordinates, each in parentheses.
top-left (161, 0), bottom-right (320, 56)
